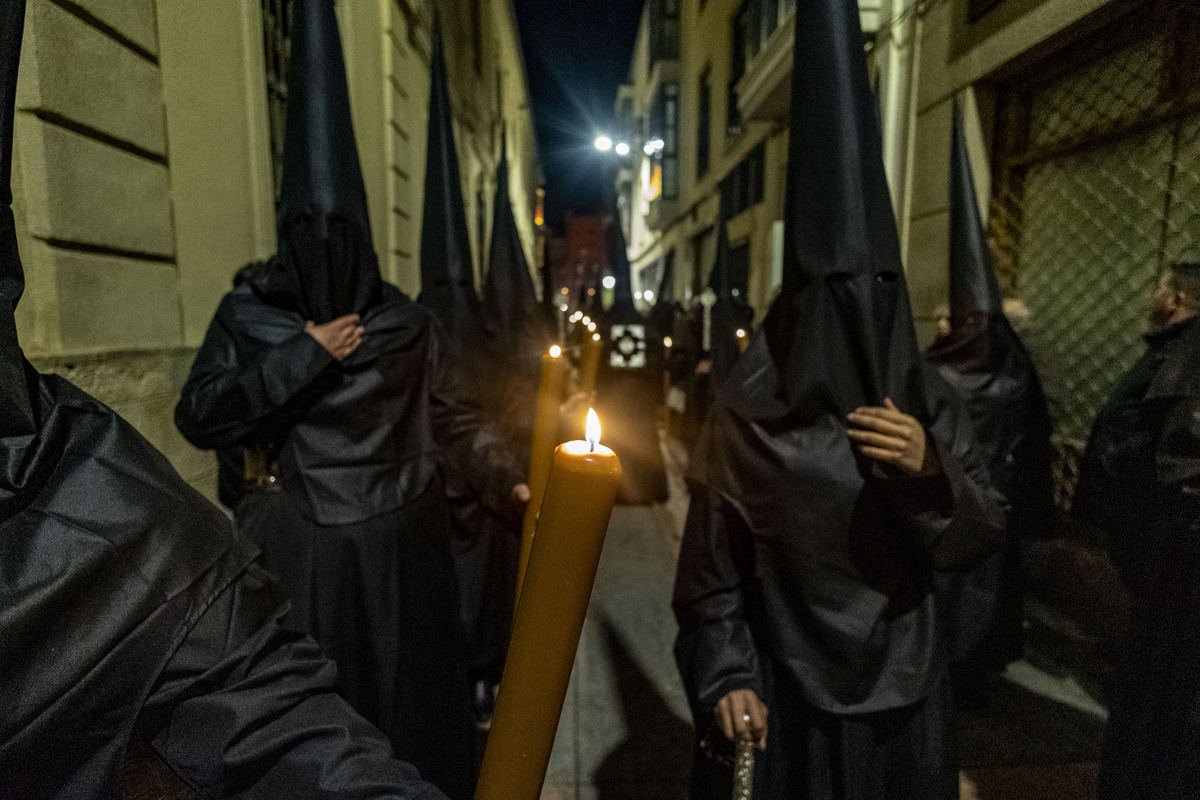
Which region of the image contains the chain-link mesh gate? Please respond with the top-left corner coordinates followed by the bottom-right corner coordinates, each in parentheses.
top-left (989, 2), bottom-right (1200, 510)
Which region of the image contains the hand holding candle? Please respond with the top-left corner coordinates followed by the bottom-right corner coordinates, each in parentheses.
top-left (476, 409), bottom-right (621, 800)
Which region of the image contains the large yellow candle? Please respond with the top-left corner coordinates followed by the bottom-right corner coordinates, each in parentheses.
top-left (515, 345), bottom-right (568, 604)
top-left (476, 410), bottom-right (621, 800)
top-left (577, 333), bottom-right (603, 396)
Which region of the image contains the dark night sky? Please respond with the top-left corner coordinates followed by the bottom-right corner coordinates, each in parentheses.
top-left (513, 0), bottom-right (645, 232)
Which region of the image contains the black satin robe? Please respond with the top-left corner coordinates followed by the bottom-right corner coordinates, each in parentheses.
top-left (1075, 317), bottom-right (1200, 800)
top-left (176, 281), bottom-right (523, 800)
top-left (673, 341), bottom-right (1006, 799)
top-left (0, 370), bottom-right (446, 800)
top-left (926, 322), bottom-right (1053, 677)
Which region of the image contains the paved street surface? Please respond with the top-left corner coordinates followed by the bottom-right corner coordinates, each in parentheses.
top-left (519, 441), bottom-right (1107, 800)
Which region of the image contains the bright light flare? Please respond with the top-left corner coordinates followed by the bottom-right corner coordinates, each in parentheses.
top-left (594, 135), bottom-right (613, 152)
top-left (602, 275), bottom-right (616, 290)
top-left (549, 345), bottom-right (562, 358)
top-left (592, 332), bottom-right (601, 341)
top-left (615, 142), bottom-right (631, 156)
top-left (664, 336), bottom-right (673, 348)
top-left (736, 328), bottom-right (747, 339)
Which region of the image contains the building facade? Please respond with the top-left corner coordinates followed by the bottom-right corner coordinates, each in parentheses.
top-left (11, 0), bottom-right (540, 500)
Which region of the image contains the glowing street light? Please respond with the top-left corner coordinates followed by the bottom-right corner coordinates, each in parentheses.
top-left (602, 275), bottom-right (616, 290)
top-left (615, 142), bottom-right (631, 156)
top-left (594, 135), bottom-right (613, 152)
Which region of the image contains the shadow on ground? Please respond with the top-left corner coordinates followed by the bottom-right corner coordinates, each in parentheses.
top-left (957, 676), bottom-right (1104, 768)
top-left (593, 616), bottom-right (693, 800)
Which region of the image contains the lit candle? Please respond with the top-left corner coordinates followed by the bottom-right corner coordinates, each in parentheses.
top-left (515, 345), bottom-right (568, 604)
top-left (736, 327), bottom-right (749, 352)
top-left (475, 409), bottom-right (621, 800)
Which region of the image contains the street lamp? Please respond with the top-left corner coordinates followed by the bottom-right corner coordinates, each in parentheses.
top-left (594, 135), bottom-right (613, 152)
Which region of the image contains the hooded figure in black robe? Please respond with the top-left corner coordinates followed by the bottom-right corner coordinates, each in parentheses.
top-left (415, 25), bottom-right (529, 726)
top-left (671, 0), bottom-right (1007, 796)
top-left (596, 206), bottom-right (669, 504)
top-left (0, 4), bottom-right (446, 796)
top-left (447, 130), bottom-right (548, 704)
top-left (1071, 263), bottom-right (1200, 800)
top-left (174, 4), bottom-right (521, 796)
top-left (924, 101), bottom-right (1053, 697)
top-left (685, 186), bottom-right (754, 443)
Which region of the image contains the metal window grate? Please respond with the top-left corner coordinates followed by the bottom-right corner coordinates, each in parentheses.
top-left (992, 5), bottom-right (1200, 507)
top-left (262, 0), bottom-right (294, 201)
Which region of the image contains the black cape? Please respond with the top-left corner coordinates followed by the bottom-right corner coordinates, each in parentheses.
top-left (1074, 316), bottom-right (1200, 800)
top-left (1, 372), bottom-right (446, 800)
top-left (674, 353), bottom-right (1006, 798)
top-left (176, 281), bottom-right (521, 800)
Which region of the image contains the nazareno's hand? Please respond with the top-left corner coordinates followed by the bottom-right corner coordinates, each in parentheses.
top-left (306, 314), bottom-right (363, 361)
top-left (715, 689), bottom-right (768, 750)
top-left (846, 397), bottom-right (939, 476)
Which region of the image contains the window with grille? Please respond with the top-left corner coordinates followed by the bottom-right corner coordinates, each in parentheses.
top-left (261, 0), bottom-right (294, 201)
top-left (697, 68), bottom-right (712, 179)
top-left (651, 83), bottom-right (681, 199)
top-left (728, 2), bottom-right (749, 135)
top-left (989, 1), bottom-right (1200, 507)
top-left (650, 0), bottom-right (681, 64)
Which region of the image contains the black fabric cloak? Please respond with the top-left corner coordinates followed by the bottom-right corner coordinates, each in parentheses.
top-left (597, 207), bottom-right (668, 505)
top-left (672, 0), bottom-right (1006, 796)
top-left (924, 101), bottom-right (1053, 680)
top-left (1074, 316), bottom-right (1200, 800)
top-left (175, 283), bottom-right (522, 799)
top-left (1, 376), bottom-right (447, 800)
top-left (0, 3), bottom-right (443, 794)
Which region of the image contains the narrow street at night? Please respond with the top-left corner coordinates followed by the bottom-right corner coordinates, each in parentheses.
top-left (528, 441), bottom-right (1107, 800)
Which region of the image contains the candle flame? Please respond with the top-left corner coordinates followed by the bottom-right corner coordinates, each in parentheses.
top-left (663, 336), bottom-right (673, 348)
top-left (592, 332), bottom-right (601, 341)
top-left (582, 316), bottom-right (591, 326)
top-left (736, 328), bottom-right (746, 338)
top-left (586, 408), bottom-right (601, 448)
top-left (549, 345), bottom-right (562, 358)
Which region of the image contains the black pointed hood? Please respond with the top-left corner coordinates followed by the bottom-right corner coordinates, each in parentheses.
top-left (605, 204), bottom-right (639, 323)
top-left (926, 99), bottom-right (1025, 373)
top-left (737, 0), bottom-right (925, 423)
top-left (266, 0), bottom-right (382, 323)
top-left (1, 0), bottom-right (34, 439)
top-left (419, 21), bottom-right (485, 345)
top-left (707, 186), bottom-right (749, 394)
top-left (482, 130), bottom-right (545, 360)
